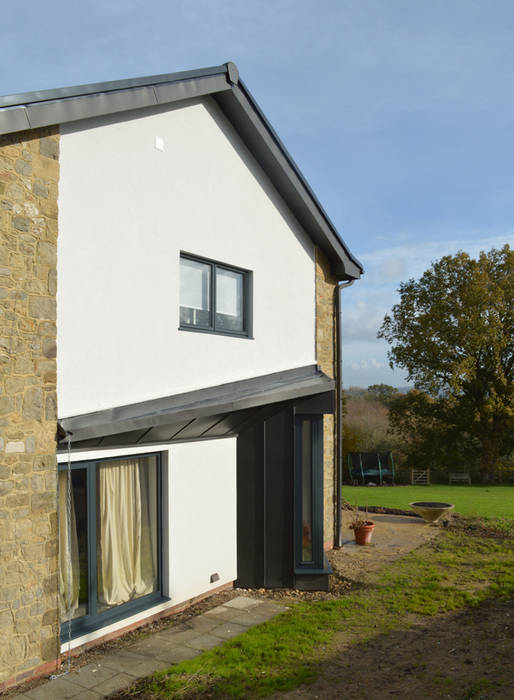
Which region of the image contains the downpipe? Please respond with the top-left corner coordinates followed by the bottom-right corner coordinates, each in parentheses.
top-left (335, 278), bottom-right (354, 548)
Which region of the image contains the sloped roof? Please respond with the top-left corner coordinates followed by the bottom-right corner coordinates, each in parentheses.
top-left (58, 364), bottom-right (335, 447)
top-left (0, 62), bottom-right (362, 279)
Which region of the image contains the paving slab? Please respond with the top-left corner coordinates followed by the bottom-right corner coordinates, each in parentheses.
top-left (228, 608), bottom-right (279, 626)
top-left (126, 635), bottom-right (177, 657)
top-left (210, 621), bottom-right (250, 640)
top-left (203, 604), bottom-right (243, 621)
top-left (98, 650), bottom-right (145, 672)
top-left (223, 596), bottom-right (262, 610)
top-left (100, 651), bottom-right (169, 677)
top-left (155, 645), bottom-right (202, 664)
top-left (187, 633), bottom-right (226, 651)
top-left (70, 662), bottom-right (120, 689)
top-left (185, 614), bottom-right (221, 632)
top-left (24, 677), bottom-right (97, 699)
top-left (86, 673), bottom-right (136, 697)
top-left (155, 627), bottom-right (200, 645)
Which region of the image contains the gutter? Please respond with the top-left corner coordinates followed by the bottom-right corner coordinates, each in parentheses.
top-left (335, 278), bottom-right (355, 548)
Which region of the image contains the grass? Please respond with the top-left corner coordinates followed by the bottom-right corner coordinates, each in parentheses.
top-left (343, 484), bottom-right (514, 519)
top-left (125, 518), bottom-right (514, 699)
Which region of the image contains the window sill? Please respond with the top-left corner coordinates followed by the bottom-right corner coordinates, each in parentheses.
top-left (61, 592), bottom-right (170, 642)
top-left (294, 554), bottom-right (333, 575)
top-left (178, 325), bottom-right (254, 340)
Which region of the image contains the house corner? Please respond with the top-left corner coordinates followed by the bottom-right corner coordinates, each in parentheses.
top-left (0, 126), bottom-right (60, 689)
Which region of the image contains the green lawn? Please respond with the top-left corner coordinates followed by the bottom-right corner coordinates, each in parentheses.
top-left (123, 519), bottom-right (513, 699)
top-left (343, 484), bottom-right (514, 519)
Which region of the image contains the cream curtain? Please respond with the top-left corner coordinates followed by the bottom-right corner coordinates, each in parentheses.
top-left (58, 471), bottom-right (80, 621)
top-left (97, 457), bottom-right (157, 608)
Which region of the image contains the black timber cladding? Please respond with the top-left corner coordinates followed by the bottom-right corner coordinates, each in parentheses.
top-left (0, 63), bottom-right (362, 280)
top-left (236, 395), bottom-right (332, 590)
top-left (57, 364), bottom-right (335, 448)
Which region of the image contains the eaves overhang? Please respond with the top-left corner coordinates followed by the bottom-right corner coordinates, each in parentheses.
top-left (0, 62), bottom-right (363, 279)
top-left (57, 364), bottom-right (335, 448)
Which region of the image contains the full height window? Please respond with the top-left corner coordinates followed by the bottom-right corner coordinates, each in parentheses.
top-left (294, 416), bottom-right (324, 571)
top-left (58, 453), bottom-right (162, 639)
top-left (180, 253), bottom-right (252, 337)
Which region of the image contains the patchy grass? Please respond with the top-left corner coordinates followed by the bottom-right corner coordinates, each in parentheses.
top-left (119, 519), bottom-right (514, 699)
top-left (343, 484), bottom-right (514, 519)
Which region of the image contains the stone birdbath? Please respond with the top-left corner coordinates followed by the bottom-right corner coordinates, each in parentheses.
top-left (409, 501), bottom-right (454, 524)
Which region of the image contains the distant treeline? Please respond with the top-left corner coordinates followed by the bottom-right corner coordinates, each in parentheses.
top-left (342, 384), bottom-right (513, 484)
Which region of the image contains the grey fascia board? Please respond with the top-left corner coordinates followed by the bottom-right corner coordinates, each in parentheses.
top-left (25, 86), bottom-right (158, 131)
top-left (152, 74), bottom-right (229, 105)
top-left (0, 64), bottom-right (229, 108)
top-left (0, 105), bottom-right (31, 134)
top-left (220, 81), bottom-right (363, 279)
top-left (0, 70), bottom-right (231, 136)
top-left (59, 365), bottom-right (335, 443)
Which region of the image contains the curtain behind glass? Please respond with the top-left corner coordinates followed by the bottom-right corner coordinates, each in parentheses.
top-left (301, 420), bottom-right (313, 562)
top-left (58, 471), bottom-right (80, 621)
top-left (180, 257), bottom-right (211, 327)
top-left (97, 457), bottom-right (157, 609)
top-left (215, 268), bottom-right (243, 332)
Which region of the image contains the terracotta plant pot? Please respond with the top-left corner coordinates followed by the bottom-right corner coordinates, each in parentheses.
top-left (353, 521), bottom-right (375, 545)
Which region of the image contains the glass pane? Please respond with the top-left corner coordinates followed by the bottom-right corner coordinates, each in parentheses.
top-left (215, 267), bottom-right (244, 332)
top-left (301, 420), bottom-right (313, 562)
top-left (180, 257), bottom-right (211, 327)
top-left (59, 469), bottom-right (88, 621)
top-left (97, 456), bottom-right (158, 613)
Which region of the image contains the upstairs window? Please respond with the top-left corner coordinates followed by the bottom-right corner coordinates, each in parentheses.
top-left (180, 253), bottom-right (252, 338)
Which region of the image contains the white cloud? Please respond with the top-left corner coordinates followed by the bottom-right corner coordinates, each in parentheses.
top-left (350, 357), bottom-right (384, 370)
top-left (343, 299), bottom-right (386, 343)
top-left (381, 255), bottom-right (408, 281)
top-left (360, 232), bottom-right (513, 284)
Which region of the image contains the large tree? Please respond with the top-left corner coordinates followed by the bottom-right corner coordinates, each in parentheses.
top-left (378, 245), bottom-right (513, 481)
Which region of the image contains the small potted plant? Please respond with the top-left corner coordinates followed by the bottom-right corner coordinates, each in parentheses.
top-left (349, 505), bottom-right (375, 545)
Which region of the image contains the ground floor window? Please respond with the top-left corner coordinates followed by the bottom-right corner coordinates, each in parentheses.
top-left (294, 415), bottom-right (324, 570)
top-left (58, 453), bottom-right (162, 639)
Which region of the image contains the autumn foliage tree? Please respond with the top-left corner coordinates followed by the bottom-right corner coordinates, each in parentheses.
top-left (379, 245), bottom-right (513, 481)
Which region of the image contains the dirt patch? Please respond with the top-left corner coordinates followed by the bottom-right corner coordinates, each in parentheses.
top-left (273, 600), bottom-right (514, 700)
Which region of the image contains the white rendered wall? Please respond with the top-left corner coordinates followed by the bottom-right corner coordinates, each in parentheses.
top-left (168, 439), bottom-right (237, 604)
top-left (58, 437), bottom-right (236, 650)
top-left (57, 97), bottom-right (316, 417)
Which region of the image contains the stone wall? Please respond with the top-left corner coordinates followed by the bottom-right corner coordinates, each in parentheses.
top-left (315, 247), bottom-right (338, 549)
top-left (0, 127), bottom-right (60, 688)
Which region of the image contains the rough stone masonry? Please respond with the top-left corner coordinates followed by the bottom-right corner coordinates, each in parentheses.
top-left (315, 247), bottom-right (338, 550)
top-left (0, 127), bottom-right (60, 689)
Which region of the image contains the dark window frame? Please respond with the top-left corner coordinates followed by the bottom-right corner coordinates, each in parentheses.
top-left (179, 252), bottom-right (253, 339)
top-left (294, 415), bottom-right (324, 572)
top-left (58, 451), bottom-right (165, 641)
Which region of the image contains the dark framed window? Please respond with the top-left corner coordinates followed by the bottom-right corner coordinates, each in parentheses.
top-left (58, 452), bottom-right (164, 640)
top-left (179, 253), bottom-right (253, 338)
top-left (294, 415), bottom-right (324, 571)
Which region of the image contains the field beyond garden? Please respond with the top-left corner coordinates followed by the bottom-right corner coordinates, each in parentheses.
top-left (343, 484), bottom-right (514, 519)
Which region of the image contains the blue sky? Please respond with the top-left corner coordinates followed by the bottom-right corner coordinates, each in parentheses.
top-left (3, 1), bottom-right (513, 387)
